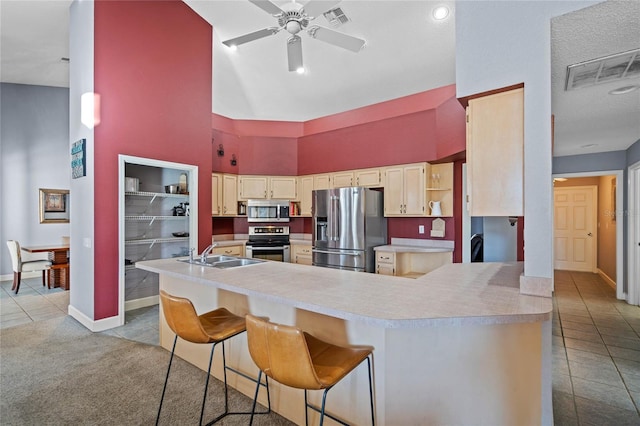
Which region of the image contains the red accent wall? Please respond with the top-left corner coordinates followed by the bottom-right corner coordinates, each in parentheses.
top-left (94, 0), bottom-right (212, 319)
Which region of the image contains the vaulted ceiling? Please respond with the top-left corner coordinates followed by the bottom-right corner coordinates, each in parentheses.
top-left (1, 0), bottom-right (638, 156)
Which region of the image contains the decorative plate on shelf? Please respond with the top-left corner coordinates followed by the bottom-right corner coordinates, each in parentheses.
top-left (172, 232), bottom-right (189, 237)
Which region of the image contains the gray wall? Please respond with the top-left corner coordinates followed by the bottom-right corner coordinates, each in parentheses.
top-left (628, 139), bottom-right (640, 166)
top-left (0, 83), bottom-right (70, 275)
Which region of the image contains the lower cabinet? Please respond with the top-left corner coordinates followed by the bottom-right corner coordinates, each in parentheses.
top-left (212, 244), bottom-right (244, 257)
top-left (375, 249), bottom-right (452, 278)
top-left (292, 244), bottom-right (312, 265)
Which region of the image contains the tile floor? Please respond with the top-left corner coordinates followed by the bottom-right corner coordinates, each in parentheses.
top-left (3, 271), bottom-right (640, 424)
top-left (553, 270), bottom-right (640, 425)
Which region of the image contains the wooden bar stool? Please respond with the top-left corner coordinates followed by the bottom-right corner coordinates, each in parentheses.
top-left (245, 314), bottom-right (375, 426)
top-left (157, 291), bottom-right (270, 426)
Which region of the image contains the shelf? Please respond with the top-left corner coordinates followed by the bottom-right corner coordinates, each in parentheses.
top-left (125, 191), bottom-right (188, 199)
top-left (425, 188), bottom-right (452, 191)
top-left (124, 237), bottom-right (189, 246)
top-left (125, 215), bottom-right (186, 221)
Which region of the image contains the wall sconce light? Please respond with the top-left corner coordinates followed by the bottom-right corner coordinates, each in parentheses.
top-left (217, 144), bottom-right (225, 157)
top-left (508, 216), bottom-right (518, 227)
top-left (81, 92), bottom-right (101, 129)
top-left (230, 154), bottom-right (237, 166)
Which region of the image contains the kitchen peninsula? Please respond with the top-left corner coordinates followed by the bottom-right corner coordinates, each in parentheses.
top-left (137, 259), bottom-right (552, 425)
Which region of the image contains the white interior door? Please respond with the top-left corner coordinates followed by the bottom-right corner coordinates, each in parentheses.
top-left (554, 186), bottom-right (597, 272)
top-left (629, 162), bottom-right (640, 305)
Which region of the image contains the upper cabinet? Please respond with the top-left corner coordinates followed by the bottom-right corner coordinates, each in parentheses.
top-left (332, 171), bottom-right (354, 188)
top-left (384, 163), bottom-right (426, 216)
top-left (426, 162), bottom-right (454, 217)
top-left (466, 87), bottom-right (524, 216)
top-left (238, 175), bottom-right (297, 200)
top-left (313, 174), bottom-right (331, 190)
top-left (297, 175), bottom-right (314, 217)
top-left (354, 168), bottom-right (382, 187)
top-left (212, 173), bottom-right (238, 216)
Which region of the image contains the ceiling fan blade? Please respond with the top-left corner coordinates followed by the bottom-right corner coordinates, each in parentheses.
top-left (307, 26), bottom-right (365, 52)
top-left (222, 27), bottom-right (280, 48)
top-left (301, 0), bottom-right (342, 18)
top-left (248, 0), bottom-right (285, 16)
top-left (287, 36), bottom-right (303, 72)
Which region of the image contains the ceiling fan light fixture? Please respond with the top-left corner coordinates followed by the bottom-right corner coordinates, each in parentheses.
top-left (432, 6), bottom-right (450, 21)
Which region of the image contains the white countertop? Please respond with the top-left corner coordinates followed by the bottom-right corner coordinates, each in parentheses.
top-left (137, 258), bottom-right (551, 328)
top-left (374, 244), bottom-right (453, 253)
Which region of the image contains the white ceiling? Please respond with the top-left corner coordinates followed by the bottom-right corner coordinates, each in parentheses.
top-left (1, 0), bottom-right (638, 156)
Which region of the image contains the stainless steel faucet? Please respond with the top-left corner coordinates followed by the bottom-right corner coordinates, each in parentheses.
top-left (200, 243), bottom-right (217, 262)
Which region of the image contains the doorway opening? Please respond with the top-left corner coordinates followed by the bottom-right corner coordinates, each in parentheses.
top-left (552, 170), bottom-right (624, 300)
top-left (627, 161), bottom-right (640, 305)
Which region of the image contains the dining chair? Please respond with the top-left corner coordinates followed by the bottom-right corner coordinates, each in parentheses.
top-left (6, 240), bottom-right (51, 294)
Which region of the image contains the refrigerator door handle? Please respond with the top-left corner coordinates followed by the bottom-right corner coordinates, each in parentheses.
top-left (312, 249), bottom-right (361, 256)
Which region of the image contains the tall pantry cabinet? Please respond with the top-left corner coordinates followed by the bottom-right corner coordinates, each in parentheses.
top-left (123, 162), bottom-right (195, 311)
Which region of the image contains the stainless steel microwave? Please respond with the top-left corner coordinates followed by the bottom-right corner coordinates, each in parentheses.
top-left (247, 200), bottom-right (290, 223)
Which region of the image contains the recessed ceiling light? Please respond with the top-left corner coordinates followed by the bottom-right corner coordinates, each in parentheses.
top-left (296, 67), bottom-right (305, 74)
top-left (227, 44), bottom-right (237, 51)
top-left (553, 178), bottom-right (568, 182)
top-left (432, 6), bottom-right (449, 21)
top-left (609, 84), bottom-right (640, 95)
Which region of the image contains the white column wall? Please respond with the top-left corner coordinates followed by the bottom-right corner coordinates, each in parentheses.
top-left (68, 0), bottom-right (96, 321)
top-left (455, 0), bottom-right (598, 280)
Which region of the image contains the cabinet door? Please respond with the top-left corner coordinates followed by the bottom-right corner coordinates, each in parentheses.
top-left (239, 176), bottom-right (268, 200)
top-left (270, 176), bottom-right (297, 199)
top-left (211, 173), bottom-right (222, 215)
top-left (222, 175), bottom-right (238, 216)
top-left (292, 245), bottom-right (313, 265)
top-left (384, 167), bottom-right (404, 215)
top-left (467, 88), bottom-right (524, 216)
top-left (403, 164), bottom-right (426, 215)
top-left (355, 169), bottom-right (382, 187)
top-left (332, 172), bottom-right (354, 188)
top-left (314, 174), bottom-right (331, 190)
top-left (212, 244), bottom-right (243, 257)
top-left (299, 176), bottom-right (314, 216)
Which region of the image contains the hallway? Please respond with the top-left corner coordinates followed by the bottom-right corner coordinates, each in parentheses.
top-left (553, 270), bottom-right (640, 425)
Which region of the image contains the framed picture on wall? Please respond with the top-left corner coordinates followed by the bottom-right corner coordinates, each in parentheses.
top-left (39, 188), bottom-right (70, 223)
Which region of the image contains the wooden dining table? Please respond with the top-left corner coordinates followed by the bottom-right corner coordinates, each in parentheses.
top-left (21, 244), bottom-right (70, 290)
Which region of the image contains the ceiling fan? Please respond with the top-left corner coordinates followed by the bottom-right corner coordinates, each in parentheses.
top-left (222, 0), bottom-right (366, 72)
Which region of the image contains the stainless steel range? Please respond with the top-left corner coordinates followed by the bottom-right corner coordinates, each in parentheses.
top-left (245, 225), bottom-right (290, 262)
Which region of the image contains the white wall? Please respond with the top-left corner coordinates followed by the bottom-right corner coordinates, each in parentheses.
top-left (0, 83), bottom-right (70, 275)
top-left (68, 0), bottom-right (96, 320)
top-left (456, 0), bottom-right (598, 280)
top-left (483, 217), bottom-right (518, 262)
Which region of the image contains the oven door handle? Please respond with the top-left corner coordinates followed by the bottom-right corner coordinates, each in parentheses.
top-left (312, 249), bottom-right (361, 256)
top-left (248, 246), bottom-right (290, 251)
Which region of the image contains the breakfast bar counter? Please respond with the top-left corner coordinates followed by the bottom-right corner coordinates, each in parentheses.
top-left (137, 259), bottom-right (552, 425)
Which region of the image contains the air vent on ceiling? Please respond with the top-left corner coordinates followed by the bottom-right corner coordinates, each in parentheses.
top-left (323, 7), bottom-right (350, 27)
top-left (566, 48), bottom-right (640, 91)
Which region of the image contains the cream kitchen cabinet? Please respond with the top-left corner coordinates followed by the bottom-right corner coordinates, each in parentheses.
top-left (375, 248), bottom-right (452, 278)
top-left (383, 163), bottom-right (426, 216)
top-left (291, 243), bottom-right (312, 265)
top-left (466, 87), bottom-right (524, 216)
top-left (238, 176), bottom-right (297, 200)
top-left (297, 175), bottom-right (314, 217)
top-left (313, 174), bottom-right (331, 190)
top-left (355, 168), bottom-right (382, 187)
top-left (332, 171), bottom-right (354, 188)
top-left (211, 243), bottom-right (244, 257)
top-left (212, 173), bottom-right (238, 216)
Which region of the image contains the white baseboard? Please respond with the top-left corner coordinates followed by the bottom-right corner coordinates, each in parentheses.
top-left (125, 295), bottom-right (159, 311)
top-left (0, 271), bottom-right (42, 281)
top-left (598, 269), bottom-right (616, 290)
top-left (68, 304), bottom-right (123, 332)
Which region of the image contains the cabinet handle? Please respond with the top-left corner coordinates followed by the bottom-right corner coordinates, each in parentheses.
top-left (223, 206), bottom-right (227, 213)
top-left (264, 191), bottom-right (267, 197)
top-left (356, 177), bottom-right (359, 185)
top-left (271, 190), bottom-right (273, 198)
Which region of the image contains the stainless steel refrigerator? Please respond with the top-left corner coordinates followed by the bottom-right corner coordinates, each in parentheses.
top-left (312, 187), bottom-right (387, 272)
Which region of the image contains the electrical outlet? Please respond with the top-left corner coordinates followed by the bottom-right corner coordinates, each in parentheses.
top-left (418, 225), bottom-right (425, 234)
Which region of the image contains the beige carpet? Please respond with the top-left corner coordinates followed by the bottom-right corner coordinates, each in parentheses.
top-left (0, 316), bottom-right (292, 425)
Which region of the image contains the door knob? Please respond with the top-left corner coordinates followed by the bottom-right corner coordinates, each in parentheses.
top-left (587, 232), bottom-right (593, 236)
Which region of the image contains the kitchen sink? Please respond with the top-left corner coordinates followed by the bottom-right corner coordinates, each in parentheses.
top-left (179, 256), bottom-right (264, 268)
top-left (213, 258), bottom-right (264, 268)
